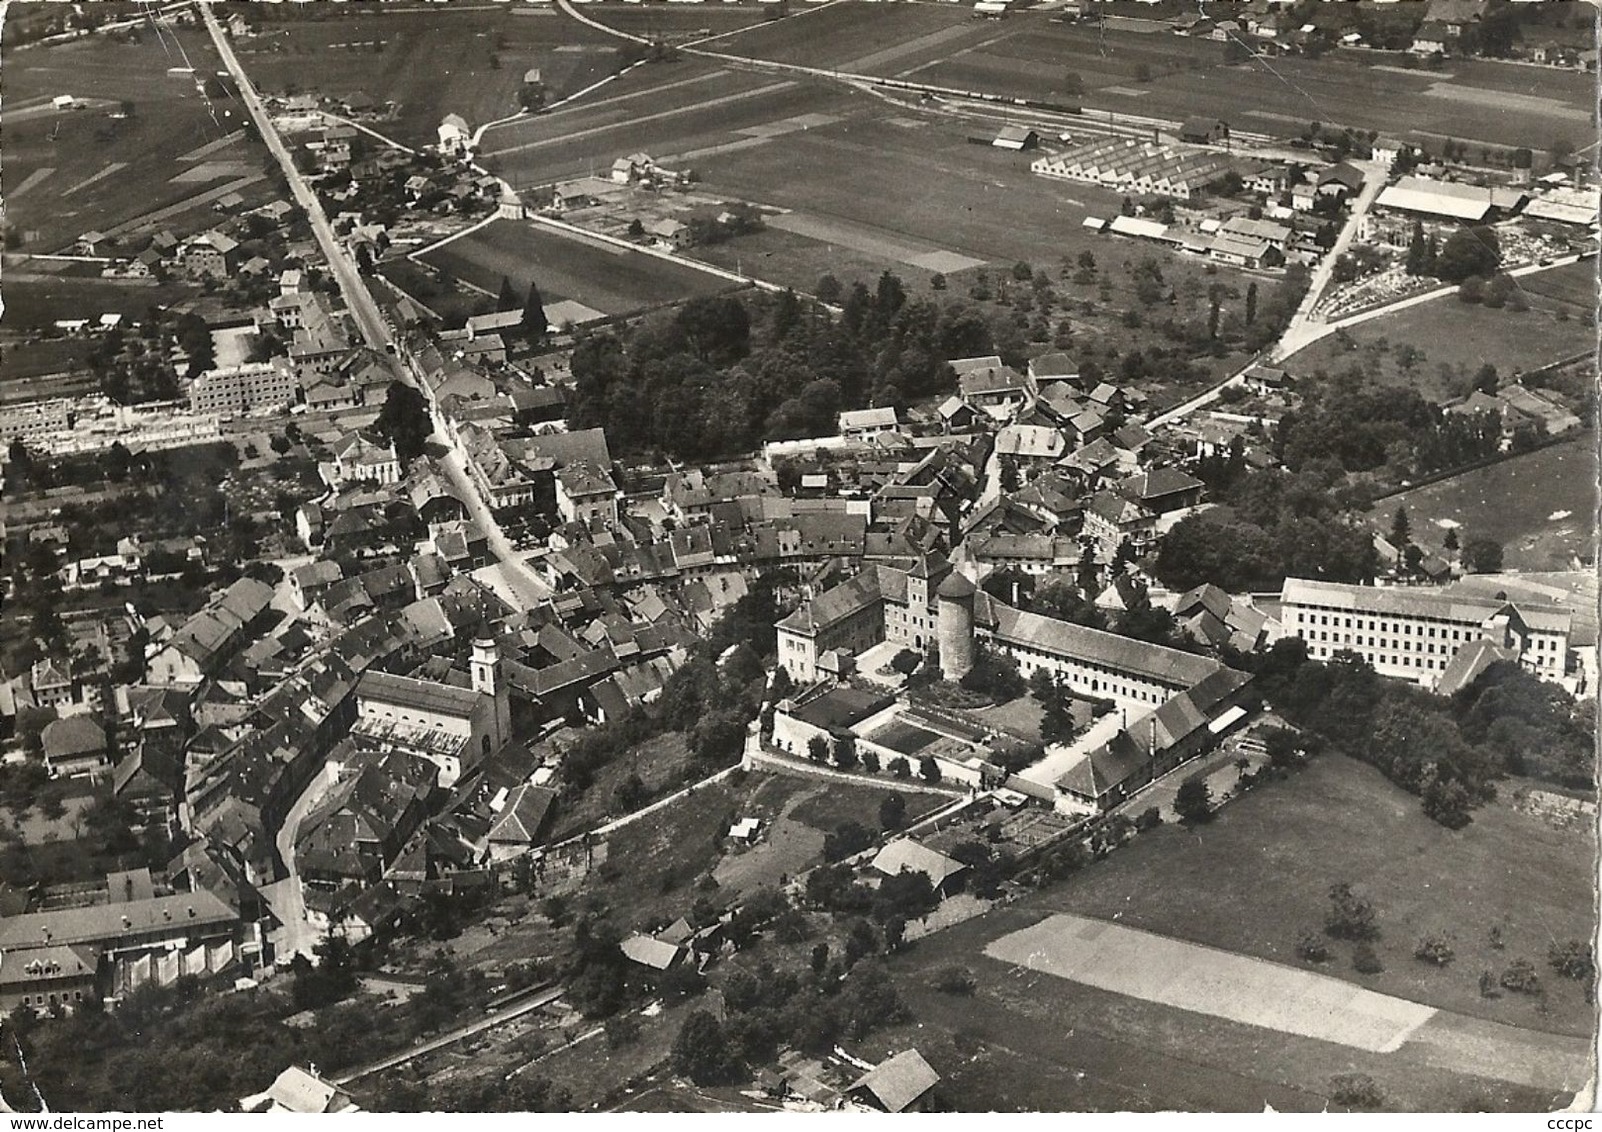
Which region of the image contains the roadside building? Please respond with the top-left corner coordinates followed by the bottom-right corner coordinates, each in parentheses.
top-left (1278, 577), bottom-right (1572, 690)
top-left (188, 359), bottom-right (300, 416)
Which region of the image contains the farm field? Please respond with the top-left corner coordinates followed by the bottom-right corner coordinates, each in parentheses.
top-left (870, 752), bottom-right (1594, 1111)
top-left (416, 219), bottom-right (737, 317)
top-left (0, 275), bottom-right (197, 333)
top-left (700, 4), bottom-right (1592, 150)
top-left (1516, 257), bottom-right (1601, 311)
top-left (1, 28), bottom-right (262, 254)
top-left (1373, 437), bottom-right (1598, 571)
top-left (1284, 289), bottom-right (1597, 401)
top-left (699, 2), bottom-right (983, 72)
top-left (692, 106), bottom-right (1129, 266)
top-left (586, 4), bottom-right (780, 43)
top-left (233, 5), bottom-right (625, 147)
top-left (479, 63), bottom-right (866, 190)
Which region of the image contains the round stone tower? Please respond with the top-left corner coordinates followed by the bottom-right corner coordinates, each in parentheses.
top-left (936, 570), bottom-right (978, 682)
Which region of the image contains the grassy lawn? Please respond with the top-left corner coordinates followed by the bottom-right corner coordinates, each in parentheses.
top-left (1029, 753), bottom-right (1596, 1037)
top-left (419, 220), bottom-right (737, 317)
top-left (589, 769), bottom-right (812, 930)
top-left (861, 750), bottom-right (1594, 1112)
top-left (972, 695), bottom-right (1045, 738)
top-left (1285, 294), bottom-right (1595, 400)
top-left (1374, 437), bottom-right (1597, 571)
top-left (784, 777), bottom-right (943, 835)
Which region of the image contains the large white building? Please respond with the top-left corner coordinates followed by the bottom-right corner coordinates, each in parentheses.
top-left (777, 558), bottom-right (1246, 718)
top-left (353, 636), bottom-right (510, 787)
top-left (188, 359), bottom-right (300, 416)
top-left (1278, 577), bottom-right (1572, 691)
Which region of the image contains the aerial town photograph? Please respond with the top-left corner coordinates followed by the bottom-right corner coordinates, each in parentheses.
top-left (0, 0), bottom-right (1595, 1117)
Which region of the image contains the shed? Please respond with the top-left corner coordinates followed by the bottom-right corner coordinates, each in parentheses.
top-left (993, 125), bottom-right (1040, 151)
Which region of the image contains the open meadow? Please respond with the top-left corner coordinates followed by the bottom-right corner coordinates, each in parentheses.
top-left (868, 752), bottom-right (1594, 1112)
top-left (1372, 437), bottom-right (1598, 571)
top-left (416, 220), bottom-right (738, 317)
top-left (701, 4), bottom-right (1593, 150)
top-left (1, 27), bottom-right (267, 254)
top-left (232, 4), bottom-right (622, 147)
top-left (1284, 280), bottom-right (1597, 400)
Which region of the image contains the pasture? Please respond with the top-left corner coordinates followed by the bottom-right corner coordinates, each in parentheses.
top-left (234, 5), bottom-right (622, 147)
top-left (2, 28), bottom-right (260, 253)
top-left (1285, 286), bottom-right (1597, 400)
top-left (699, 4), bottom-right (1592, 150)
top-left (0, 275), bottom-right (196, 333)
top-left (417, 219), bottom-right (736, 316)
top-left (1374, 438), bottom-right (1597, 571)
top-left (872, 752), bottom-right (1595, 1111)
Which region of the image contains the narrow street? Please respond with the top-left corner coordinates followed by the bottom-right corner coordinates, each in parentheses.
top-left (199, 0), bottom-right (552, 610)
top-left (1271, 160), bottom-right (1387, 362)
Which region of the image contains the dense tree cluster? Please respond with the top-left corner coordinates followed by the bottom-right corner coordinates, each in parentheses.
top-left (1246, 642), bottom-right (1593, 827)
top-left (1153, 464), bottom-right (1377, 593)
top-left (569, 279), bottom-right (1002, 460)
top-left (1276, 379), bottom-right (1502, 480)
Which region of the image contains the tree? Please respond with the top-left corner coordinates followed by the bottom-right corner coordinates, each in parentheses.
top-left (627, 218), bottom-right (645, 238)
top-left (1415, 933), bottom-right (1456, 967)
top-left (1461, 537), bottom-right (1503, 574)
top-left (1389, 506), bottom-right (1411, 547)
top-left (1245, 281), bottom-right (1258, 325)
top-left (815, 273), bottom-right (842, 304)
top-left (1500, 958), bottom-right (1541, 995)
top-left (888, 756), bottom-right (910, 779)
top-left (522, 280), bottom-right (547, 340)
top-left (832, 735), bottom-right (858, 770)
top-left (1173, 778), bottom-right (1212, 823)
top-left (497, 275), bottom-right (519, 312)
top-left (372, 383), bottom-right (431, 463)
top-left (1443, 527), bottom-right (1459, 552)
top-left (879, 793), bottom-right (907, 831)
top-left (1325, 882), bottom-right (1378, 941)
top-left (1548, 940), bottom-right (1594, 982)
top-left (807, 735), bottom-right (831, 764)
top-left (918, 756), bottom-right (941, 784)
top-left (1352, 942), bottom-right (1384, 974)
top-left (1060, 70), bottom-right (1083, 97)
top-left (671, 1010), bottom-right (738, 1084)
top-left (823, 821), bottom-right (876, 862)
top-left (1434, 226), bottom-right (1500, 283)
top-left (933, 965), bottom-right (976, 995)
top-left (1297, 934), bottom-right (1330, 963)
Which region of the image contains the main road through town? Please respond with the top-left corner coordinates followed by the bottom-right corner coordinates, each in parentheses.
top-left (197, 0), bottom-right (550, 605)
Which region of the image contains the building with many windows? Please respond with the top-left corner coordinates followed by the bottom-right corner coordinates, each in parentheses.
top-left (778, 558), bottom-right (1248, 718)
top-left (188, 359), bottom-right (300, 416)
top-left (776, 554), bottom-right (954, 685)
top-left (1278, 577), bottom-right (1572, 691)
